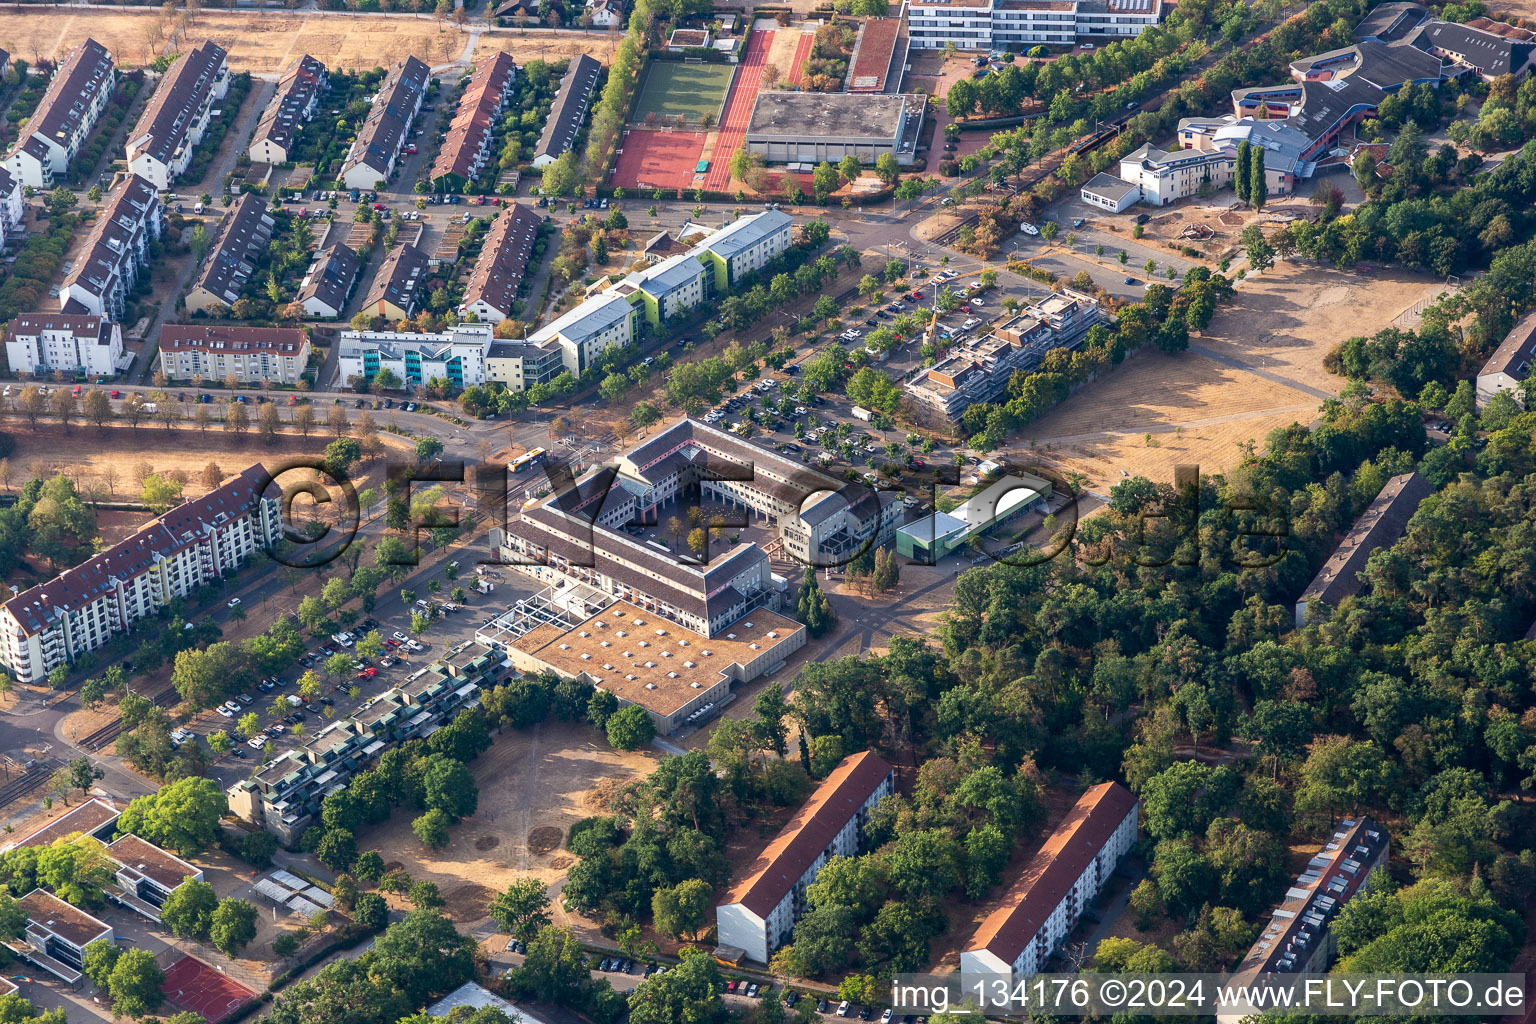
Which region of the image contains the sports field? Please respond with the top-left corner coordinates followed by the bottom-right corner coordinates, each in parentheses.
top-left (630, 60), bottom-right (737, 125)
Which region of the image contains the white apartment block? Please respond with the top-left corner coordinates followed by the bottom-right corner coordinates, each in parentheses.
top-left (158, 325), bottom-right (311, 385)
top-left (59, 175), bottom-right (163, 322)
top-left (907, 0), bottom-right (1163, 49)
top-left (0, 168), bottom-right (24, 250)
top-left (528, 292), bottom-right (638, 375)
top-left (0, 465), bottom-right (280, 684)
top-left (16, 890), bottom-right (113, 984)
top-left (126, 41), bottom-right (229, 189)
top-left (5, 38), bottom-right (115, 188)
top-left (961, 783), bottom-right (1137, 979)
top-left (716, 751), bottom-right (895, 964)
top-left (6, 313), bottom-right (124, 379)
top-left (338, 323), bottom-right (494, 391)
top-left (691, 209), bottom-right (793, 290)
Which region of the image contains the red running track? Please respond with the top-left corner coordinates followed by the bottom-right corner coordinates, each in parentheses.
top-left (705, 29), bottom-right (773, 192)
top-left (787, 30), bottom-right (814, 88)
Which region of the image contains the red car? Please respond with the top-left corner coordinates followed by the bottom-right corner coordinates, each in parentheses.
top-left (909, 290), bottom-right (923, 301)
top-left (385, 638), bottom-right (402, 648)
top-left (71, 385), bottom-right (82, 396)
top-left (110, 389), bottom-right (120, 399)
top-left (372, 202), bottom-right (386, 211)
top-left (356, 666), bottom-right (377, 679)
top-left (405, 144), bottom-right (418, 154)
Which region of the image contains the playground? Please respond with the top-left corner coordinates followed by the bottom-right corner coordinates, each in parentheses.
top-left (630, 60), bottom-right (737, 126)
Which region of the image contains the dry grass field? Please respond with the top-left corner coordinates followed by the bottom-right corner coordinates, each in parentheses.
top-left (369, 719), bottom-right (658, 927)
top-left (0, 11), bottom-right (620, 73)
top-left (1014, 261), bottom-right (1435, 492)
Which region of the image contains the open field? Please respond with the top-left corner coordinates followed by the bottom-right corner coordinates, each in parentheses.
top-left (631, 60), bottom-right (735, 125)
top-left (369, 719), bottom-right (659, 925)
top-left (1012, 261), bottom-right (1433, 492)
top-left (0, 12), bottom-right (620, 73)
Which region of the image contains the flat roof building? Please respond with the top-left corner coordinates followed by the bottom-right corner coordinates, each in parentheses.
top-left (2, 797), bottom-right (120, 852)
top-left (339, 323), bottom-right (494, 391)
top-left (485, 339), bottom-right (564, 392)
top-left (1080, 172), bottom-right (1142, 213)
top-left (15, 890), bottom-right (113, 983)
top-left (158, 324), bottom-right (311, 385)
top-left (106, 833), bottom-right (203, 921)
top-left (689, 209), bottom-right (793, 291)
top-left (1295, 472), bottom-right (1430, 627)
top-left (507, 600), bottom-right (805, 735)
top-left (744, 92), bottom-right (926, 167)
top-left (960, 782), bottom-right (1138, 980)
top-left (906, 0), bottom-right (1163, 50)
top-left (1218, 819), bottom-right (1390, 1024)
top-left (532, 54), bottom-right (601, 167)
top-left (896, 472), bottom-right (1053, 562)
top-left (717, 751), bottom-right (895, 965)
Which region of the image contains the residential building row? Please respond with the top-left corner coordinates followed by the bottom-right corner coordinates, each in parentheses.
top-left (905, 0), bottom-right (1164, 50)
top-left (297, 243), bottom-right (362, 319)
top-left (60, 174), bottom-right (164, 322)
top-left (4, 799), bottom-right (205, 983)
top-left (340, 55), bottom-right (430, 189)
top-left (0, 464), bottom-right (280, 683)
top-left (1091, 3), bottom-right (1531, 208)
top-left (960, 782), bottom-right (1138, 979)
top-left (184, 192), bottom-right (276, 314)
top-left (228, 647), bottom-right (509, 841)
top-left (249, 54), bottom-right (329, 165)
top-left (1294, 471), bottom-right (1430, 627)
top-left (339, 323), bottom-right (496, 391)
top-left (1476, 309), bottom-right (1536, 410)
top-left (5, 312), bottom-right (125, 379)
top-left (157, 324), bottom-right (311, 385)
top-left (338, 209), bottom-right (793, 390)
top-left (715, 751), bottom-right (896, 964)
top-left (904, 290), bottom-right (1106, 422)
top-left (460, 202), bottom-right (542, 323)
top-left (532, 54), bottom-right (601, 167)
top-left (430, 51), bottom-right (518, 190)
top-left (1217, 818), bottom-right (1390, 1024)
top-left (5, 38), bottom-right (115, 188)
top-left (0, 167), bottom-right (24, 252)
top-left (126, 40), bottom-right (230, 189)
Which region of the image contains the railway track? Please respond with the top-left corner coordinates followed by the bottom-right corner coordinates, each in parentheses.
top-left (77, 686), bottom-right (179, 752)
top-left (0, 758), bottom-right (61, 810)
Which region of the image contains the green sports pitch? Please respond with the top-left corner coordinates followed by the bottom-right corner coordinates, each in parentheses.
top-left (630, 61), bottom-right (736, 126)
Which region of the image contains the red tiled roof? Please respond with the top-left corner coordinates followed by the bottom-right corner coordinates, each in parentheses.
top-left (967, 782), bottom-right (1137, 965)
top-left (722, 751), bottom-right (894, 917)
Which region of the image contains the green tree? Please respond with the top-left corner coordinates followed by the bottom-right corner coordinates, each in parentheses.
top-left (106, 948), bottom-right (164, 1018)
top-left (161, 879), bottom-right (219, 941)
top-left (627, 948), bottom-right (725, 1024)
top-left (651, 878), bottom-right (713, 940)
top-left (488, 878), bottom-right (552, 942)
top-left (209, 899), bottom-right (259, 958)
top-left (413, 807), bottom-right (452, 848)
top-left (117, 777), bottom-right (228, 856)
top-left (605, 705), bottom-right (655, 750)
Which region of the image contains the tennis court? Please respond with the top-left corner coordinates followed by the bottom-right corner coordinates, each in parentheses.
top-left (630, 60), bottom-right (736, 126)
top-left (610, 128), bottom-right (708, 191)
top-left (161, 955), bottom-right (256, 1024)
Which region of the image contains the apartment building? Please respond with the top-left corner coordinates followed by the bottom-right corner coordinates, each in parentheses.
top-left (249, 54), bottom-right (328, 165)
top-left (228, 648), bottom-right (505, 841)
top-left (690, 209), bottom-right (793, 290)
top-left (1295, 472), bottom-right (1430, 627)
top-left (15, 890), bottom-right (113, 984)
top-left (460, 202), bottom-right (541, 323)
top-left (960, 782), bottom-right (1138, 979)
top-left (0, 465), bottom-right (280, 683)
top-left (430, 51), bottom-right (518, 190)
top-left (338, 323), bottom-right (494, 390)
top-left (4, 38), bottom-right (115, 188)
top-left (5, 313), bottom-right (124, 379)
top-left (360, 242), bottom-right (430, 321)
top-left (906, 0), bottom-right (1163, 49)
top-left (609, 252), bottom-right (710, 329)
top-left (1218, 819), bottom-right (1390, 1024)
top-left (905, 291), bottom-right (1106, 422)
top-left (1477, 310), bottom-right (1536, 409)
top-left (59, 175), bottom-right (163, 321)
top-left (0, 168), bottom-right (23, 252)
top-left (157, 325), bottom-right (311, 385)
top-left (296, 243), bottom-right (361, 319)
top-left (716, 752), bottom-right (895, 964)
top-left (532, 54), bottom-right (601, 167)
top-left (184, 193), bottom-right (276, 313)
top-left (340, 55), bottom-right (430, 189)
top-left (528, 292), bottom-right (638, 375)
top-left (126, 40), bottom-right (229, 189)
top-left (485, 339), bottom-right (564, 392)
